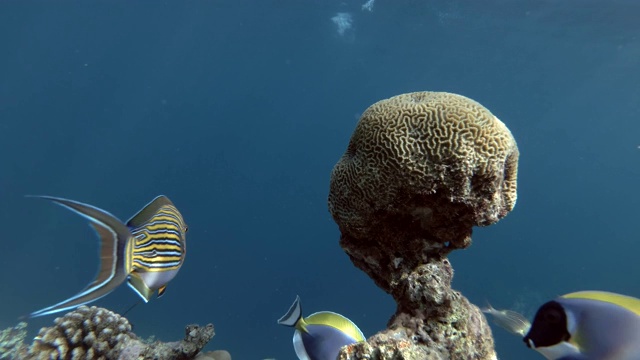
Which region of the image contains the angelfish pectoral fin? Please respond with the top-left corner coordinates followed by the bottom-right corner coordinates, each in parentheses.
top-left (28, 196), bottom-right (131, 318)
top-left (157, 285), bottom-right (167, 298)
top-left (127, 272), bottom-right (154, 302)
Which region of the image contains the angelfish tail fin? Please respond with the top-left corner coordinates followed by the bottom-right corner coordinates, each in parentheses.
top-left (28, 196), bottom-right (131, 317)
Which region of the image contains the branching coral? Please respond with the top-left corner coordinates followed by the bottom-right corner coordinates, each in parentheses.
top-left (0, 322), bottom-right (28, 359)
top-left (15, 305), bottom-right (217, 360)
top-left (28, 306), bottom-right (131, 359)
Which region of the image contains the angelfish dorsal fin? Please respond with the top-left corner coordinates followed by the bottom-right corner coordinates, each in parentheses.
top-left (126, 195), bottom-right (175, 229)
top-left (278, 295), bottom-right (303, 327)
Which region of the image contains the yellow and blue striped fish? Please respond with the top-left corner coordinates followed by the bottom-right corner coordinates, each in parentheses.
top-left (29, 195), bottom-right (188, 318)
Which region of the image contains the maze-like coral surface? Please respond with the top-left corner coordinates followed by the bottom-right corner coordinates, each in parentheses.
top-left (329, 91), bottom-right (518, 244)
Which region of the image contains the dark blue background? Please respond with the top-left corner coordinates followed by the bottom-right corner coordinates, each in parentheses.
top-left (1, 1), bottom-right (639, 359)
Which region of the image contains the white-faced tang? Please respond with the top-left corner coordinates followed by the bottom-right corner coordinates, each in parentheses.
top-left (277, 295), bottom-right (365, 360)
top-left (28, 195), bottom-right (188, 318)
top-left (486, 291), bottom-right (640, 360)
top-left (524, 290), bottom-right (640, 360)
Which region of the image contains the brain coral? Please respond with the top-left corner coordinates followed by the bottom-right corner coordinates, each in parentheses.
top-left (329, 91), bottom-right (518, 250)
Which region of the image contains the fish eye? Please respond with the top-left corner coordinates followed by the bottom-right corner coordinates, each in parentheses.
top-left (543, 308), bottom-right (563, 324)
top-left (184, 225), bottom-right (189, 233)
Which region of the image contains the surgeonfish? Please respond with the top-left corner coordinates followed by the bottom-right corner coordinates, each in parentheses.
top-left (29, 195), bottom-right (187, 318)
top-left (523, 291), bottom-right (640, 360)
top-left (481, 302), bottom-right (531, 336)
top-left (485, 291), bottom-right (640, 360)
top-left (277, 295), bottom-right (365, 360)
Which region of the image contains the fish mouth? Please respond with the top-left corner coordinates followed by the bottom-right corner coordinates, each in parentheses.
top-left (526, 338), bottom-right (536, 349)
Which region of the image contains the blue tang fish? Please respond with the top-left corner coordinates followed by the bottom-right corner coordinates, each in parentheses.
top-left (484, 291), bottom-right (640, 360)
top-left (277, 295), bottom-right (365, 360)
top-left (29, 195), bottom-right (187, 317)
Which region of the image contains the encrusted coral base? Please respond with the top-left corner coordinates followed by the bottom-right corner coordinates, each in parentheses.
top-left (339, 321), bottom-right (497, 360)
top-left (339, 235), bottom-right (496, 360)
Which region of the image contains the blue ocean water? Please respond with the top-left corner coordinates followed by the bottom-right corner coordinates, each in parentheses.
top-left (1, 1), bottom-right (639, 359)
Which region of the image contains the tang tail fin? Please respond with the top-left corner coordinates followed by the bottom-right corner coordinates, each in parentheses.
top-left (480, 301), bottom-right (499, 317)
top-left (482, 301), bottom-right (531, 337)
top-left (278, 295), bottom-right (302, 327)
top-left (28, 196), bottom-right (131, 318)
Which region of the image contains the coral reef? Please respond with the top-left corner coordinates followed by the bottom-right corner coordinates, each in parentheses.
top-left (329, 91), bottom-right (519, 360)
top-left (0, 305), bottom-right (221, 360)
top-left (329, 91), bottom-right (518, 254)
top-left (28, 306), bottom-right (132, 359)
top-left (114, 321), bottom-right (214, 360)
top-left (0, 322), bottom-right (28, 359)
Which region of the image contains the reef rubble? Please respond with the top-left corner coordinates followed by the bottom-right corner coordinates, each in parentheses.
top-left (0, 306), bottom-right (227, 360)
top-left (329, 91), bottom-right (519, 360)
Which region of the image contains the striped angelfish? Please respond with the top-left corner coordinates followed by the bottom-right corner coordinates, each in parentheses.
top-left (28, 195), bottom-right (187, 318)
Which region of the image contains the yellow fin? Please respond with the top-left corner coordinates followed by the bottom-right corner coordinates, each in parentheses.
top-left (296, 317), bottom-right (308, 333)
top-left (157, 285), bottom-right (167, 298)
top-left (305, 311), bottom-right (365, 342)
top-left (562, 291), bottom-right (640, 316)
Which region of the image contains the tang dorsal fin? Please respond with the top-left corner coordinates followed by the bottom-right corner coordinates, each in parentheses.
top-left (126, 195), bottom-right (175, 229)
top-left (562, 291), bottom-right (640, 316)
